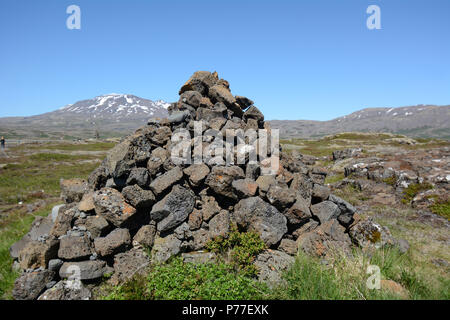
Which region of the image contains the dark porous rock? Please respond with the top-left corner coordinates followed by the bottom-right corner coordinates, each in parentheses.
top-left (292, 220), bottom-right (319, 239)
top-left (208, 210), bottom-right (230, 239)
top-left (278, 239), bottom-right (298, 256)
top-left (151, 234), bottom-right (182, 263)
top-left (58, 235), bottom-right (93, 260)
top-left (126, 167), bottom-right (150, 188)
top-left (151, 126), bottom-right (172, 146)
top-left (205, 166), bottom-right (245, 199)
top-left (328, 194), bottom-right (356, 228)
top-left (150, 166), bottom-right (184, 196)
top-left (254, 250), bottom-right (295, 287)
top-left (179, 90), bottom-right (203, 108)
top-left (232, 179), bottom-right (259, 198)
top-left (10, 215), bottom-right (55, 259)
top-left (188, 209), bottom-right (203, 230)
top-left (59, 260), bottom-right (107, 281)
top-left (93, 187), bottom-right (137, 227)
top-left (190, 229), bottom-right (211, 251)
top-left (122, 185), bottom-right (155, 209)
top-left (50, 205), bottom-right (77, 238)
top-left (38, 280), bottom-right (91, 300)
top-left (312, 184), bottom-right (331, 203)
top-left (310, 201), bottom-right (341, 224)
top-left (290, 173), bottom-right (314, 201)
top-left (179, 71), bottom-right (218, 95)
top-left (184, 163), bottom-right (210, 187)
top-left (88, 164), bottom-right (110, 191)
top-left (243, 106), bottom-right (264, 123)
top-left (246, 163), bottom-right (261, 180)
top-left (332, 148), bottom-right (362, 161)
top-left (85, 215), bottom-right (110, 238)
top-left (168, 110), bottom-right (191, 124)
top-left (111, 248), bottom-right (150, 285)
top-left (78, 192), bottom-right (95, 213)
top-left (133, 224), bottom-right (156, 248)
top-left (60, 178), bottom-right (88, 204)
top-left (284, 196), bottom-right (312, 225)
top-left (297, 220), bottom-right (352, 258)
top-left (151, 185), bottom-right (195, 232)
top-left (48, 259), bottom-right (64, 272)
top-left (147, 147), bottom-right (170, 176)
top-left (234, 197), bottom-right (287, 247)
top-left (255, 175), bottom-right (277, 197)
top-left (94, 228), bottom-right (131, 257)
top-left (208, 84), bottom-right (236, 107)
top-left (235, 95), bottom-right (254, 110)
top-left (266, 185), bottom-right (297, 211)
top-left (18, 238), bottom-right (59, 270)
top-left (198, 195), bottom-right (221, 222)
top-left (12, 269), bottom-right (55, 300)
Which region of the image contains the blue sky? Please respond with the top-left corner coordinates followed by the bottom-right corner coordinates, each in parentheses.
top-left (0, 0), bottom-right (449, 120)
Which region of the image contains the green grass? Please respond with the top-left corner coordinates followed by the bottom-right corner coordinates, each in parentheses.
top-left (0, 203), bottom-right (57, 299)
top-left (269, 248), bottom-right (449, 300)
top-left (429, 201), bottom-right (450, 220)
top-left (103, 257), bottom-right (270, 300)
top-left (324, 173), bottom-right (345, 184)
top-left (401, 182), bottom-right (433, 204)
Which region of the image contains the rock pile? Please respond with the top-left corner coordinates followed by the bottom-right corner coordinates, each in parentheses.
top-left (10, 71), bottom-right (399, 300)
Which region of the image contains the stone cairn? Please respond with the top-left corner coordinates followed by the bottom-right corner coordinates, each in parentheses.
top-left (10, 71), bottom-right (399, 300)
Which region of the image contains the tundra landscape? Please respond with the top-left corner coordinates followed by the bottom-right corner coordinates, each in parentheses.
top-left (0, 72), bottom-right (448, 301)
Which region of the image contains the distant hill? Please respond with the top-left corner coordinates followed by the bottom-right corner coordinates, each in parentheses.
top-left (0, 94), bottom-right (170, 140)
top-left (0, 98), bottom-right (448, 140)
top-left (269, 105), bottom-right (450, 139)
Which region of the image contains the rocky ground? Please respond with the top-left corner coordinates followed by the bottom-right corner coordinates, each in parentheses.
top-left (283, 133), bottom-right (450, 287)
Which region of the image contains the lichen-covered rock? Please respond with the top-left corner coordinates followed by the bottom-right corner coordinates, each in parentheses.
top-left (111, 248), bottom-right (150, 285)
top-left (234, 197), bottom-right (287, 247)
top-left (151, 234), bottom-right (182, 263)
top-left (13, 269), bottom-right (55, 300)
top-left (38, 280), bottom-right (91, 300)
top-left (254, 250), bottom-right (294, 287)
top-left (208, 210), bottom-right (230, 239)
top-left (93, 187), bottom-right (137, 227)
top-left (348, 217), bottom-right (395, 249)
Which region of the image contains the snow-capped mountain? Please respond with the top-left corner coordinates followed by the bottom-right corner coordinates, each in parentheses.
top-left (57, 94), bottom-right (170, 120)
top-left (0, 94), bottom-right (170, 139)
